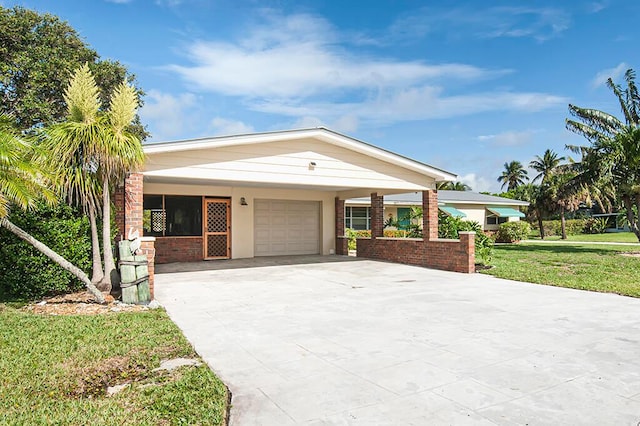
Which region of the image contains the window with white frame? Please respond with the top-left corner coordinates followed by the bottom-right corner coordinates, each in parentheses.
top-left (345, 206), bottom-right (371, 230)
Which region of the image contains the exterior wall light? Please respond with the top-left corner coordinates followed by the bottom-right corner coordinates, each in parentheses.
top-left (240, 197), bottom-right (248, 206)
top-left (309, 161), bottom-right (316, 170)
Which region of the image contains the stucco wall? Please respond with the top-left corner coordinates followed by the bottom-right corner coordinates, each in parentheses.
top-left (143, 181), bottom-right (336, 259)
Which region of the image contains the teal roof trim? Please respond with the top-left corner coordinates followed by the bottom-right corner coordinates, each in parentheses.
top-left (487, 206), bottom-right (525, 218)
top-left (439, 205), bottom-right (466, 218)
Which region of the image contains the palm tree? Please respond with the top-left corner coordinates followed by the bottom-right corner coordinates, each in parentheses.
top-left (41, 64), bottom-right (105, 285)
top-left (545, 171), bottom-right (585, 240)
top-left (566, 68), bottom-right (640, 241)
top-left (497, 161), bottom-right (529, 191)
top-left (436, 181), bottom-right (472, 191)
top-left (529, 149), bottom-right (565, 183)
top-left (94, 79), bottom-right (145, 290)
top-left (0, 115), bottom-right (105, 303)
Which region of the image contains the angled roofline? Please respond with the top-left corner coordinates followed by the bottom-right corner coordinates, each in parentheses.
top-left (143, 127), bottom-right (457, 181)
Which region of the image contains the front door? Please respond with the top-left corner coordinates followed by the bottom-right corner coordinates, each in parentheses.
top-left (203, 198), bottom-right (231, 260)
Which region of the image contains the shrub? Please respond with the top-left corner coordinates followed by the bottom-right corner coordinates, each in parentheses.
top-left (495, 221), bottom-right (531, 243)
top-left (438, 215), bottom-right (494, 265)
top-left (583, 218), bottom-right (608, 234)
top-left (532, 219), bottom-right (586, 237)
top-left (0, 202), bottom-right (92, 299)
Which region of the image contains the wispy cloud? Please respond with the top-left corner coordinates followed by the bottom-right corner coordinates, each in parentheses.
top-left (591, 62), bottom-right (629, 88)
top-left (477, 130), bottom-right (535, 147)
top-left (388, 6), bottom-right (570, 43)
top-left (588, 1), bottom-right (608, 13)
top-left (139, 90), bottom-right (198, 141)
top-left (209, 117), bottom-right (254, 136)
top-left (165, 12), bottom-right (567, 132)
top-left (104, 0), bottom-right (132, 3)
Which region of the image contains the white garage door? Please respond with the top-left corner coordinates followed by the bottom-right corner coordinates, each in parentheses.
top-left (254, 199), bottom-right (320, 256)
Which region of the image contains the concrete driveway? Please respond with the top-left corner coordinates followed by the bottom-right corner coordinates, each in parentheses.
top-left (155, 257), bottom-right (640, 425)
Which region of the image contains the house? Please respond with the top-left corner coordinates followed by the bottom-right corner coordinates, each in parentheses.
top-left (346, 191), bottom-right (529, 231)
top-left (114, 128), bottom-right (478, 295)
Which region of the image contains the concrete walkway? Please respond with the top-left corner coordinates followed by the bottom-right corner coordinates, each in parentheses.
top-left (155, 257), bottom-right (640, 425)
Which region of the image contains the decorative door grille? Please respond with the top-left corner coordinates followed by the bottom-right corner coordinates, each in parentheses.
top-left (204, 199), bottom-right (230, 259)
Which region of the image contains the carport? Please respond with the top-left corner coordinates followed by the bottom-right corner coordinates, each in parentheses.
top-left (115, 128), bottom-right (476, 297)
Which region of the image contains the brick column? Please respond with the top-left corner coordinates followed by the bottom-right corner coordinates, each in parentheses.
top-left (335, 197), bottom-right (345, 238)
top-left (335, 197), bottom-right (348, 255)
top-left (458, 231), bottom-right (476, 273)
top-left (371, 193), bottom-right (384, 238)
top-left (422, 190), bottom-right (439, 241)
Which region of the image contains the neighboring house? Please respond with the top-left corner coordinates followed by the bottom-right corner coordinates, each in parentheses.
top-left (115, 127), bottom-right (472, 265)
top-left (346, 191), bottom-right (529, 231)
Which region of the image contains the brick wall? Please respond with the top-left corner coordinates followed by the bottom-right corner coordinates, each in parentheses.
top-left (356, 236), bottom-right (475, 273)
top-left (336, 236), bottom-right (349, 255)
top-left (154, 237), bottom-right (203, 264)
top-left (355, 190), bottom-right (475, 274)
top-left (140, 238), bottom-right (156, 297)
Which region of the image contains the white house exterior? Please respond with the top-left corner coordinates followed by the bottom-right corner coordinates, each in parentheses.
top-left (120, 128), bottom-right (459, 263)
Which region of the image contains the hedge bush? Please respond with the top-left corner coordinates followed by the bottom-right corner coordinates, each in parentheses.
top-left (531, 219), bottom-right (607, 237)
top-left (0, 202), bottom-right (92, 299)
top-left (495, 221), bottom-right (531, 243)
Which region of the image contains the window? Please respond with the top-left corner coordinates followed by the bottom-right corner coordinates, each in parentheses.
top-left (143, 195), bottom-right (203, 237)
top-left (486, 215), bottom-right (508, 225)
top-left (345, 207), bottom-right (371, 230)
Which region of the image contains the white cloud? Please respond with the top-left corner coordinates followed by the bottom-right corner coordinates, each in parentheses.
top-left (458, 173), bottom-right (494, 193)
top-left (139, 90), bottom-right (198, 141)
top-left (476, 130), bottom-right (535, 147)
top-left (591, 62), bottom-right (628, 88)
top-left (209, 117), bottom-right (254, 136)
top-left (164, 12), bottom-right (567, 129)
top-left (588, 2), bottom-right (608, 13)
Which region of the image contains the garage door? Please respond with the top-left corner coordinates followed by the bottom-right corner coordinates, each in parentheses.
top-left (254, 199), bottom-right (320, 256)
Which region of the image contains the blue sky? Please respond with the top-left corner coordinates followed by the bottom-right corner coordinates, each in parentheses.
top-left (4, 0), bottom-right (639, 192)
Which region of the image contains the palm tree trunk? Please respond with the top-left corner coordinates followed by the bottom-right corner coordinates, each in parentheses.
top-left (537, 210), bottom-right (545, 240)
top-left (88, 206), bottom-right (104, 284)
top-left (100, 178), bottom-right (116, 293)
top-left (623, 196), bottom-right (640, 242)
top-left (560, 207), bottom-right (567, 240)
top-left (1, 217), bottom-right (105, 304)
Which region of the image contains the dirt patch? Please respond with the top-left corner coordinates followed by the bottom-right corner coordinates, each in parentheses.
top-left (619, 251), bottom-right (640, 258)
top-left (22, 291), bottom-right (152, 316)
top-left (66, 355), bottom-right (147, 398)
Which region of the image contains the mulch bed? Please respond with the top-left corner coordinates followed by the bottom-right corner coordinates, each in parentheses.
top-left (22, 291), bottom-right (152, 316)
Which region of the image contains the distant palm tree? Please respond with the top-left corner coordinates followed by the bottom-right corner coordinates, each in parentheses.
top-left (529, 149), bottom-right (565, 183)
top-left (497, 161), bottom-right (529, 191)
top-left (0, 114), bottom-right (105, 303)
top-left (436, 181), bottom-right (472, 191)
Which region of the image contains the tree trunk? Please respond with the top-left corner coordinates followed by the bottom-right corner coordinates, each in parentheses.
top-left (537, 210), bottom-right (545, 240)
top-left (1, 217), bottom-right (105, 304)
top-left (89, 206), bottom-right (104, 284)
top-left (560, 207), bottom-right (567, 240)
top-left (100, 178), bottom-right (116, 292)
top-left (623, 196), bottom-right (640, 242)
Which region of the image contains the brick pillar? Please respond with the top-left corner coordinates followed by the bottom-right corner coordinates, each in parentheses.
top-left (335, 197), bottom-right (348, 255)
top-left (458, 231), bottom-right (476, 273)
top-left (123, 173), bottom-right (144, 238)
top-left (115, 172), bottom-right (157, 299)
top-left (422, 190), bottom-right (439, 241)
top-left (335, 197), bottom-right (345, 238)
top-left (371, 193), bottom-right (384, 238)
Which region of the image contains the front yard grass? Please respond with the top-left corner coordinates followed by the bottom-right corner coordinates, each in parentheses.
top-left (528, 231), bottom-right (639, 244)
top-left (0, 307), bottom-right (228, 425)
top-left (481, 243), bottom-right (640, 298)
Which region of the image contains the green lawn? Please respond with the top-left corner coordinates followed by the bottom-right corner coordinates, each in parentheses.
top-left (0, 307), bottom-right (228, 425)
top-left (481, 242), bottom-right (640, 298)
top-left (528, 231), bottom-right (639, 244)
